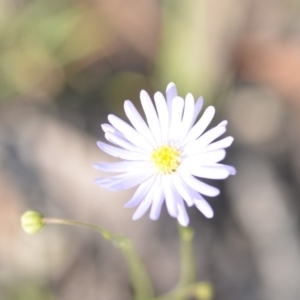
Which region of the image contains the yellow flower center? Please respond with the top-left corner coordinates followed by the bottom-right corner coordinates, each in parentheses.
top-left (151, 145), bottom-right (180, 174)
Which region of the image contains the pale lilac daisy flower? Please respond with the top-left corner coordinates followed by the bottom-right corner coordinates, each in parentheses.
top-left (94, 83), bottom-right (236, 226)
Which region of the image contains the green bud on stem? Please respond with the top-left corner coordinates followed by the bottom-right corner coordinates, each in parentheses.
top-left (21, 210), bottom-right (45, 234)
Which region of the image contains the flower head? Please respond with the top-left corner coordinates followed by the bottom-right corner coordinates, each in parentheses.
top-left (94, 83), bottom-right (235, 226)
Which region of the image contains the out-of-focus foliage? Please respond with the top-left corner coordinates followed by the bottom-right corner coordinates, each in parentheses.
top-left (0, 0), bottom-right (111, 98)
top-left (157, 0), bottom-right (211, 98)
top-left (2, 282), bottom-right (53, 300)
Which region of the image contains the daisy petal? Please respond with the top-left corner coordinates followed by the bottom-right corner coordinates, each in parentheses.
top-left (140, 90), bottom-right (161, 143)
top-left (97, 141), bottom-right (147, 160)
top-left (194, 197), bottom-right (214, 218)
top-left (93, 161), bottom-right (148, 173)
top-left (179, 172), bottom-right (220, 197)
top-left (213, 163), bottom-right (236, 175)
top-left (150, 177), bottom-right (165, 220)
top-left (183, 106), bottom-right (215, 145)
top-left (201, 136), bottom-right (234, 153)
top-left (105, 132), bottom-right (145, 153)
top-left (125, 175), bottom-right (156, 207)
top-left (132, 195), bottom-right (153, 220)
top-left (95, 171), bottom-right (151, 191)
top-left (187, 166), bottom-right (231, 179)
top-left (178, 93), bottom-right (195, 141)
top-left (102, 123), bottom-right (124, 139)
top-left (169, 96), bottom-right (184, 140)
top-left (191, 96), bottom-right (204, 125)
top-left (184, 126), bottom-right (227, 155)
top-left (171, 173), bottom-right (194, 207)
top-left (109, 172), bottom-right (151, 191)
top-left (164, 176), bottom-right (178, 217)
top-left (94, 173), bottom-right (127, 187)
top-left (218, 120), bottom-right (228, 127)
top-left (124, 100), bottom-right (156, 147)
top-left (166, 82), bottom-right (178, 115)
top-left (108, 115), bottom-right (152, 151)
top-left (132, 177), bottom-right (160, 220)
top-left (182, 150), bottom-right (226, 166)
top-left (154, 92), bottom-right (169, 143)
top-left (102, 123), bottom-right (118, 134)
top-left (176, 197), bottom-right (189, 226)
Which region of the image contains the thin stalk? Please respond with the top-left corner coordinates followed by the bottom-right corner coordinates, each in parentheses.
top-left (178, 225), bottom-right (196, 286)
top-left (153, 281), bottom-right (214, 300)
top-left (152, 282), bottom-right (199, 300)
top-left (43, 218), bottom-right (154, 300)
top-left (164, 225), bottom-right (196, 300)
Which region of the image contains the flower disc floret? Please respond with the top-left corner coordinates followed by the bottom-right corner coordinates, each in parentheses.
top-left (151, 145), bottom-right (180, 174)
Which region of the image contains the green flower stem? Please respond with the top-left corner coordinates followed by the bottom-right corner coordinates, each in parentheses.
top-left (161, 225), bottom-right (196, 300)
top-left (119, 241), bottom-right (154, 300)
top-left (152, 282), bottom-right (201, 300)
top-left (178, 225), bottom-right (196, 286)
top-left (42, 218), bottom-right (154, 300)
top-left (152, 225), bottom-right (196, 300)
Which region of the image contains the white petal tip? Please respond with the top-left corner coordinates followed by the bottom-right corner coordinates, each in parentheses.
top-left (100, 124), bottom-right (106, 131)
top-left (140, 90), bottom-right (148, 98)
top-left (172, 96), bottom-right (184, 105)
top-left (132, 214), bottom-right (141, 221)
top-left (214, 190), bottom-right (220, 197)
top-left (154, 91), bottom-right (166, 102)
top-left (166, 82), bottom-right (176, 90)
top-left (201, 206), bottom-right (214, 218)
top-left (206, 211), bottom-right (214, 219)
top-left (202, 188), bottom-right (220, 197)
top-left (150, 215), bottom-right (159, 221)
top-left (195, 199), bottom-right (214, 218)
top-left (178, 223), bottom-right (188, 227)
top-left (178, 219), bottom-right (189, 227)
top-left (185, 93), bottom-right (194, 101)
top-left (124, 100), bottom-right (132, 108)
top-left (94, 178), bottom-right (102, 185)
top-left (167, 209), bottom-right (178, 218)
top-left (208, 105), bottom-right (215, 112)
top-left (218, 120), bottom-right (228, 127)
top-left (228, 136), bottom-right (234, 143)
top-left (230, 167), bottom-right (237, 176)
top-left (196, 96), bottom-right (204, 103)
top-left (92, 163), bottom-right (101, 170)
top-left (124, 202), bottom-right (136, 208)
top-left (107, 114), bottom-right (114, 122)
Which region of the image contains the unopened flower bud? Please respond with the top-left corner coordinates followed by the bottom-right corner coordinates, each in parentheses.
top-left (21, 210), bottom-right (45, 234)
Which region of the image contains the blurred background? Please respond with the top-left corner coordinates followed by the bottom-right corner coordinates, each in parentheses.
top-left (1, 0), bottom-right (300, 299)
